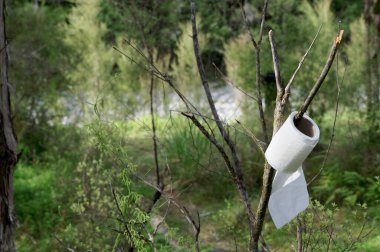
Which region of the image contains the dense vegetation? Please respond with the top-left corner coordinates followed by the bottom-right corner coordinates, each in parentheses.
top-left (4, 0), bottom-right (380, 251)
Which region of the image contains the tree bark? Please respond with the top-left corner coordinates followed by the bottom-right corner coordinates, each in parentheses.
top-left (0, 0), bottom-right (17, 250)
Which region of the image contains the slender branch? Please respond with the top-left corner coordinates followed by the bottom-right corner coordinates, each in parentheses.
top-left (110, 183), bottom-right (135, 248)
top-left (239, 0), bottom-right (270, 143)
top-left (297, 217), bottom-right (303, 252)
top-left (132, 171), bottom-right (201, 252)
top-left (170, 202), bottom-right (201, 252)
top-left (213, 62), bottom-right (257, 101)
top-left (127, 4), bottom-right (164, 216)
top-left (54, 235), bottom-right (75, 252)
top-left (258, 0), bottom-right (269, 45)
top-left (236, 120), bottom-right (266, 156)
top-left (308, 57), bottom-right (347, 186)
top-left (239, 1), bottom-right (258, 49)
top-left (252, 30), bottom-right (286, 251)
top-left (147, 49), bottom-right (163, 213)
top-left (181, 112), bottom-right (237, 180)
top-left (283, 24), bottom-right (323, 103)
top-left (295, 30), bottom-right (344, 121)
top-left (191, 2), bottom-right (257, 249)
top-left (190, 0), bottom-right (237, 156)
top-left (255, 47), bottom-right (269, 143)
top-left (268, 30), bottom-right (284, 91)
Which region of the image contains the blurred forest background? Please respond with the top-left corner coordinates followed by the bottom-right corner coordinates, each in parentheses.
top-left (5, 0), bottom-right (380, 251)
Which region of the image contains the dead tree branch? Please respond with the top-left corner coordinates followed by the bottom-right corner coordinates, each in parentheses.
top-left (295, 30), bottom-right (344, 122)
top-left (268, 30), bottom-right (284, 91)
top-left (297, 217), bottom-right (303, 252)
top-left (190, 1), bottom-right (257, 249)
top-left (213, 62), bottom-right (257, 101)
top-left (308, 57), bottom-right (347, 186)
top-left (283, 25), bottom-right (323, 103)
top-left (240, 0), bottom-right (270, 143)
top-left (181, 112), bottom-right (238, 180)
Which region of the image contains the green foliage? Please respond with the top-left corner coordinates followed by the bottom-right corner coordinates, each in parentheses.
top-left (313, 169), bottom-right (380, 206)
top-left (89, 118), bottom-right (152, 250)
top-left (7, 3), bottom-right (71, 133)
top-left (165, 117), bottom-right (210, 179)
top-left (15, 163), bottom-right (59, 251)
top-left (345, 17), bottom-right (367, 104)
top-left (290, 200), bottom-right (374, 251)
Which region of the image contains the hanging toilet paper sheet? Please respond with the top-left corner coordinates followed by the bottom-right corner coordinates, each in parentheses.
top-left (268, 167), bottom-right (309, 228)
top-left (265, 111), bottom-right (320, 228)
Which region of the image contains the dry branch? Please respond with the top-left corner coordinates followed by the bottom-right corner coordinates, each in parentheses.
top-left (190, 1), bottom-right (257, 249)
top-left (268, 30), bottom-right (284, 91)
top-left (283, 25), bottom-right (323, 103)
top-left (239, 0), bottom-right (270, 143)
top-left (295, 30), bottom-right (344, 122)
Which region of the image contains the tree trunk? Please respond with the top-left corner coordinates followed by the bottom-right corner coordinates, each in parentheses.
top-left (0, 0), bottom-right (17, 250)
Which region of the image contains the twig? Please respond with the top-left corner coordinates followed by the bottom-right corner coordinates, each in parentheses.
top-left (132, 170), bottom-right (201, 252)
top-left (283, 24), bottom-right (323, 103)
top-left (255, 49), bottom-right (269, 143)
top-left (181, 112), bottom-right (238, 180)
top-left (236, 120), bottom-right (266, 156)
top-left (110, 183), bottom-right (135, 248)
top-left (147, 48), bottom-right (163, 213)
top-left (239, 0), bottom-right (270, 143)
top-left (297, 217), bottom-right (303, 252)
top-left (258, 0), bottom-right (269, 45)
top-left (54, 235), bottom-right (75, 252)
top-left (268, 30), bottom-right (284, 91)
top-left (170, 202), bottom-right (201, 252)
top-left (295, 30), bottom-right (344, 121)
top-left (212, 62), bottom-right (257, 101)
top-left (239, 1), bottom-right (258, 49)
top-left (190, 0), bottom-right (238, 157)
top-left (307, 59), bottom-right (347, 186)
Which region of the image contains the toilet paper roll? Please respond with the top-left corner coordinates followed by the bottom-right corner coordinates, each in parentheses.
top-left (269, 167), bottom-right (309, 229)
top-left (265, 111), bottom-right (320, 173)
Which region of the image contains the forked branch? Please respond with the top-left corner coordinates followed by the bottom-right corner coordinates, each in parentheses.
top-left (252, 29), bottom-right (344, 251)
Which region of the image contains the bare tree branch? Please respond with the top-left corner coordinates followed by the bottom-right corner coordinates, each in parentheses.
top-left (255, 49), bottom-right (269, 143)
top-left (253, 29), bottom-right (293, 250)
top-left (297, 217), bottom-right (303, 252)
top-left (239, 0), bottom-right (270, 143)
top-left (283, 25), bottom-right (323, 103)
top-left (268, 30), bottom-right (284, 91)
top-left (236, 120), bottom-right (266, 156)
top-left (295, 30), bottom-right (344, 122)
top-left (181, 112), bottom-right (238, 180)
top-left (190, 2), bottom-right (257, 249)
top-left (308, 57), bottom-right (347, 186)
top-left (213, 62), bottom-right (257, 101)
top-left (258, 0), bottom-right (270, 45)
top-left (239, 1), bottom-right (258, 50)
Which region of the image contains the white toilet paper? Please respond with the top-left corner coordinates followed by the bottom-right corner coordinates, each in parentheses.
top-left (265, 111), bottom-right (320, 173)
top-left (269, 167), bottom-right (309, 228)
